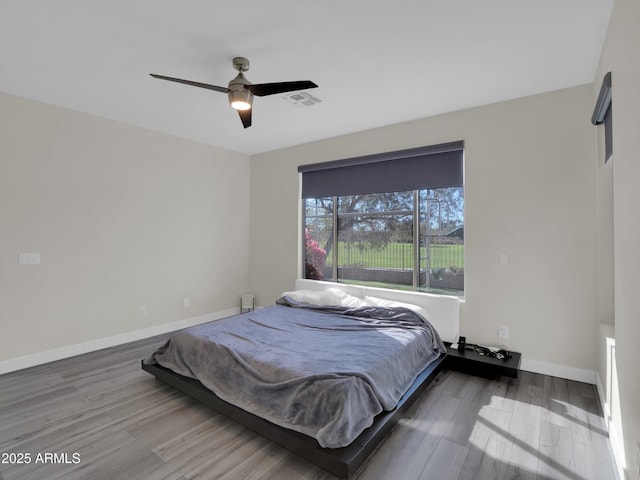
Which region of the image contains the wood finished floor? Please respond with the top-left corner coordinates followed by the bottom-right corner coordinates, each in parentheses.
top-left (0, 333), bottom-right (617, 480)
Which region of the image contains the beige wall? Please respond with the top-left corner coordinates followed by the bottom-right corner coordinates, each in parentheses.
top-left (594, 1), bottom-right (640, 479)
top-left (250, 84), bottom-right (598, 373)
top-left (0, 93), bottom-right (251, 362)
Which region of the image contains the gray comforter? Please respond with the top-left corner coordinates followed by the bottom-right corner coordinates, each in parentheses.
top-left (145, 297), bottom-right (446, 448)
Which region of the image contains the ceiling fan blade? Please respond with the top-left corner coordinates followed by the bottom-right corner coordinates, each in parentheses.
top-left (150, 74), bottom-right (229, 94)
top-left (238, 109), bottom-right (252, 128)
top-left (247, 80), bottom-right (318, 97)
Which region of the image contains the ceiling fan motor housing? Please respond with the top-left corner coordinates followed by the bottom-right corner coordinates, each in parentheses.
top-left (228, 72), bottom-right (253, 110)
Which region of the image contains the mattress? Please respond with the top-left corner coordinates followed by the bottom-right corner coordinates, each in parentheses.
top-left (144, 296), bottom-right (445, 448)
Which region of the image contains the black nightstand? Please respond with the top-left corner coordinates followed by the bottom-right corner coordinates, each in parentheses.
top-left (444, 343), bottom-right (521, 379)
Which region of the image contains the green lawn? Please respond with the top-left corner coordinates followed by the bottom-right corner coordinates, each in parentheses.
top-left (326, 242), bottom-right (463, 270)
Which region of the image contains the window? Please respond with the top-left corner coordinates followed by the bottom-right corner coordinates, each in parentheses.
top-left (300, 142), bottom-right (464, 295)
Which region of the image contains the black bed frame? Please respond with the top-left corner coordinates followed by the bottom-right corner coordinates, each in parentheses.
top-left (141, 354), bottom-right (445, 479)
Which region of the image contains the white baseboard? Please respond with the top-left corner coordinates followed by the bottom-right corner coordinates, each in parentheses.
top-left (522, 358), bottom-right (626, 479)
top-left (0, 308), bottom-right (239, 375)
top-left (606, 416), bottom-right (626, 480)
top-left (520, 357), bottom-right (597, 384)
top-left (596, 373), bottom-right (625, 480)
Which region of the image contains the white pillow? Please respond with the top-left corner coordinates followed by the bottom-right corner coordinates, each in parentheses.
top-left (282, 288), bottom-right (370, 308)
top-left (327, 289), bottom-right (370, 308)
top-left (364, 295), bottom-right (430, 320)
top-left (281, 289), bottom-right (323, 305)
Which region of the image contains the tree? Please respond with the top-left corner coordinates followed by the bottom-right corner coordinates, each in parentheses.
top-left (304, 229), bottom-right (327, 280)
top-left (305, 188), bottom-right (463, 261)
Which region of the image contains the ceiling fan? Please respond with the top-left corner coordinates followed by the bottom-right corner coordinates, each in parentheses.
top-left (150, 57), bottom-right (318, 128)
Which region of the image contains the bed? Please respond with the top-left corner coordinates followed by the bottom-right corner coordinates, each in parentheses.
top-left (142, 279), bottom-right (460, 478)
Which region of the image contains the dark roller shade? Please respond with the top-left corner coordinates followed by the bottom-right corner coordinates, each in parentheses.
top-left (604, 103), bottom-right (613, 161)
top-left (299, 141), bottom-right (464, 198)
top-left (592, 72), bottom-right (612, 162)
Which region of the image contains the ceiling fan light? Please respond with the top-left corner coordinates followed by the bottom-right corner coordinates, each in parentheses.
top-left (229, 90), bottom-right (253, 110)
top-left (231, 100), bottom-right (251, 110)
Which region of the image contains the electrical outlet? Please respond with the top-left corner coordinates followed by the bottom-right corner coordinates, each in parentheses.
top-left (499, 325), bottom-right (509, 340)
top-left (183, 298), bottom-right (190, 309)
top-left (139, 306), bottom-right (148, 316)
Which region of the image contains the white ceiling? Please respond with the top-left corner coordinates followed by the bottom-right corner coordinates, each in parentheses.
top-left (0, 0), bottom-right (613, 155)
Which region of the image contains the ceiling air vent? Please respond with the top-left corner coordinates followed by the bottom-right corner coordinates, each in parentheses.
top-left (281, 91), bottom-right (322, 108)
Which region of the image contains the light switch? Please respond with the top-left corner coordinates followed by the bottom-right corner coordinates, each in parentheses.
top-left (499, 254), bottom-right (509, 266)
top-left (19, 253), bottom-right (40, 265)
